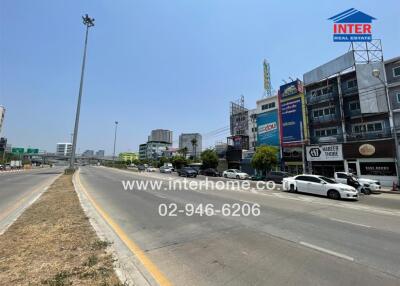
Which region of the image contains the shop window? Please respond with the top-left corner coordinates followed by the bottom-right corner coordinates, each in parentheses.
top-left (397, 93), bottom-right (400, 103)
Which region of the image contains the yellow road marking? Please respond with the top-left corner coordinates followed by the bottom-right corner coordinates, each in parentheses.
top-left (75, 169), bottom-right (173, 286)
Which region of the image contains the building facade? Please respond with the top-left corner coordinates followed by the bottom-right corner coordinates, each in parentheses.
top-left (139, 141), bottom-right (172, 160)
top-left (82, 150), bottom-right (94, 157)
top-left (95, 150), bottom-right (105, 158)
top-left (303, 51), bottom-right (397, 186)
top-left (179, 133), bottom-right (202, 158)
top-left (385, 56), bottom-right (400, 142)
top-left (279, 80), bottom-right (308, 174)
top-left (119, 152), bottom-right (138, 162)
top-left (56, 143), bottom-right (72, 157)
top-left (149, 129), bottom-right (173, 144)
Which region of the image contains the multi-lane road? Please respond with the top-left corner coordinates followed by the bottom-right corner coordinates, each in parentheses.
top-left (0, 167), bottom-right (63, 233)
top-left (76, 166), bottom-right (400, 286)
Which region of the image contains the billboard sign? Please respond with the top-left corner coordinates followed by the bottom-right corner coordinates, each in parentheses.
top-left (281, 98), bottom-right (303, 144)
top-left (306, 144), bottom-right (343, 161)
top-left (328, 8), bottom-right (376, 42)
top-left (257, 110), bottom-right (279, 146)
top-left (279, 80), bottom-right (303, 98)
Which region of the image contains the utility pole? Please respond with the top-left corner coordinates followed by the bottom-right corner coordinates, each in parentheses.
top-left (113, 121), bottom-right (118, 162)
top-left (69, 14), bottom-right (95, 171)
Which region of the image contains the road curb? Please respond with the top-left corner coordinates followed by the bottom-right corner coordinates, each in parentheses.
top-left (72, 169), bottom-right (164, 286)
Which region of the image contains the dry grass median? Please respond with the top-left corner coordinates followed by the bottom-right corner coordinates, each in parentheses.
top-left (0, 174), bottom-right (123, 286)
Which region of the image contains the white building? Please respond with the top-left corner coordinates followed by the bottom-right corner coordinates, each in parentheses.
top-left (56, 143), bottom-right (72, 157)
top-left (149, 129), bottom-right (173, 144)
top-left (179, 133), bottom-right (202, 157)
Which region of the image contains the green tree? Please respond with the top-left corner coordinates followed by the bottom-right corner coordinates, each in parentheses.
top-left (200, 149), bottom-right (219, 169)
top-left (158, 156), bottom-right (170, 167)
top-left (178, 147), bottom-right (188, 158)
top-left (251, 145), bottom-right (278, 175)
top-left (172, 156), bottom-right (187, 170)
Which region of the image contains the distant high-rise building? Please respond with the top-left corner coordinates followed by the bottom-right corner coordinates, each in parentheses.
top-left (82, 150), bottom-right (94, 157)
top-left (95, 150), bottom-right (105, 158)
top-left (179, 133), bottom-right (202, 157)
top-left (56, 143), bottom-right (72, 157)
top-left (0, 106), bottom-right (5, 134)
top-left (149, 129), bottom-right (173, 144)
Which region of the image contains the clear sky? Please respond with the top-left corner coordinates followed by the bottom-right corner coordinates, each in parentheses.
top-left (0, 0), bottom-right (399, 154)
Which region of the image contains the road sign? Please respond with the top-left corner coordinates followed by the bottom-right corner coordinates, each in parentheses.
top-left (27, 148), bottom-right (39, 154)
top-left (12, 147), bottom-right (24, 154)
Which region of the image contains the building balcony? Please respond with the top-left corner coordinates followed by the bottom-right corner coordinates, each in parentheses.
top-left (306, 91), bottom-right (338, 105)
top-left (309, 114), bottom-right (340, 124)
top-left (346, 129), bottom-right (392, 142)
top-left (344, 109), bottom-right (361, 117)
top-left (341, 85), bottom-right (358, 96)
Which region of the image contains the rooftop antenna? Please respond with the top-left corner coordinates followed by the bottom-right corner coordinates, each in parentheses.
top-left (289, 76), bottom-right (294, 82)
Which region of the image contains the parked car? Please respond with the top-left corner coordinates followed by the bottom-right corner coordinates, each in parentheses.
top-left (146, 166), bottom-right (157, 172)
top-left (137, 165), bottom-right (146, 171)
top-left (250, 174), bottom-right (265, 181)
top-left (201, 168), bottom-right (220, 177)
top-left (265, 171), bottom-right (292, 184)
top-left (177, 167), bottom-right (198, 178)
top-left (160, 165), bottom-right (173, 173)
top-left (334, 172), bottom-right (380, 193)
top-left (282, 174), bottom-right (358, 200)
top-left (222, 169), bottom-right (249, 180)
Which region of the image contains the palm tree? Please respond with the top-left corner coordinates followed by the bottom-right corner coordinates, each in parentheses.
top-left (191, 137), bottom-right (198, 159)
top-left (179, 147), bottom-right (188, 158)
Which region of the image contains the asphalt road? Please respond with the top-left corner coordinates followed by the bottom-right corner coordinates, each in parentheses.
top-left (0, 167), bottom-right (63, 233)
top-left (79, 166), bottom-right (400, 286)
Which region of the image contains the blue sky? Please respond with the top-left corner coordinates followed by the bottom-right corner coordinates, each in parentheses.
top-left (1, 0), bottom-right (399, 154)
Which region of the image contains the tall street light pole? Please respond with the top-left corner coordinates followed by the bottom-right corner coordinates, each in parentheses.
top-left (113, 121), bottom-right (118, 162)
top-left (69, 14), bottom-right (95, 171)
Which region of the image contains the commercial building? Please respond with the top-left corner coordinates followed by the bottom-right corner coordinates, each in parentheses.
top-left (385, 56), bottom-right (400, 146)
top-left (56, 143), bottom-right (72, 157)
top-left (95, 150), bottom-right (105, 158)
top-left (256, 95), bottom-right (280, 148)
top-left (139, 141), bottom-right (172, 160)
top-left (149, 129), bottom-right (173, 144)
top-left (179, 133), bottom-right (202, 158)
top-left (119, 152), bottom-right (138, 162)
top-left (278, 80), bottom-right (308, 174)
top-left (0, 106), bottom-right (5, 134)
top-left (303, 48), bottom-right (397, 185)
top-left (82, 150), bottom-right (94, 157)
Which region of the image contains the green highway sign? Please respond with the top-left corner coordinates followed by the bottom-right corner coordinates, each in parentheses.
top-left (27, 148), bottom-right (39, 154)
top-left (12, 147), bottom-right (24, 154)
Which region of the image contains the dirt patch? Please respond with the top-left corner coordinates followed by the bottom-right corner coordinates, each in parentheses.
top-left (0, 174), bottom-right (124, 285)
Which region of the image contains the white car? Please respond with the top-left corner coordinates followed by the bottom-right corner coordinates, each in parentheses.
top-left (160, 166), bottom-right (173, 173)
top-left (282, 174), bottom-right (358, 200)
top-left (146, 166), bottom-right (157, 172)
top-left (222, 169), bottom-right (249, 180)
top-left (334, 172), bottom-right (381, 192)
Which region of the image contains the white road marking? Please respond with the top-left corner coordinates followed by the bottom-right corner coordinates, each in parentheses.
top-left (299, 241), bottom-right (354, 261)
top-left (329, 218), bottom-right (371, 228)
top-left (240, 200), bottom-right (254, 204)
top-left (154, 194), bottom-right (167, 199)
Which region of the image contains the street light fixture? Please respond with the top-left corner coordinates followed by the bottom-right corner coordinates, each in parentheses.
top-left (113, 121), bottom-right (118, 162)
top-left (69, 14), bottom-right (95, 171)
top-left (372, 68), bottom-right (400, 185)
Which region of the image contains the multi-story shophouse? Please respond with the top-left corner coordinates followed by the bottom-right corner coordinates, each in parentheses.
top-left (303, 51), bottom-right (397, 186)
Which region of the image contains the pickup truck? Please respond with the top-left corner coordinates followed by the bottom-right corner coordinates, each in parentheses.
top-left (334, 172), bottom-right (381, 193)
